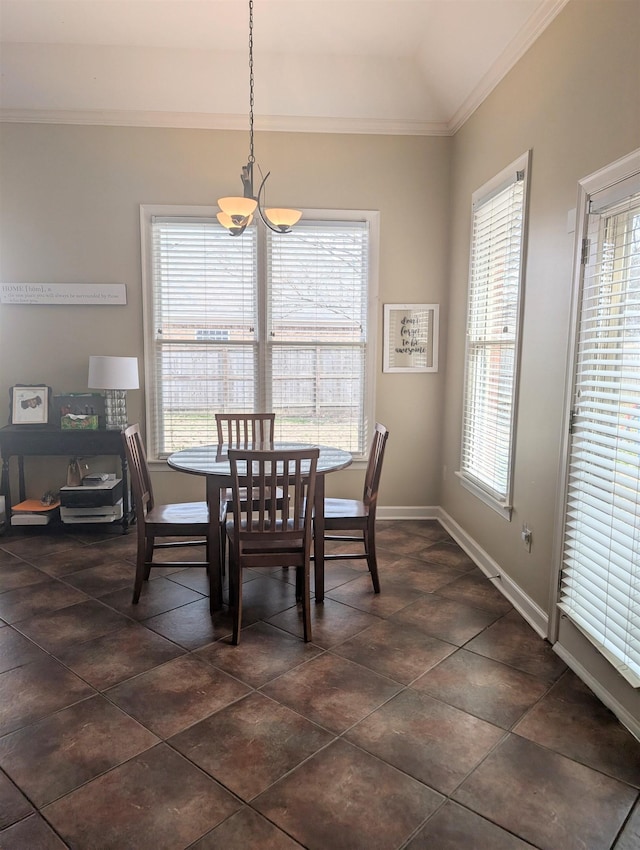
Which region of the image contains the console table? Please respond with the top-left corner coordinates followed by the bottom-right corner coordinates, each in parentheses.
top-left (0, 426), bottom-right (131, 532)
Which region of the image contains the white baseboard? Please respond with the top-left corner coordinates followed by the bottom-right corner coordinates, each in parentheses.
top-left (436, 508), bottom-right (548, 637)
top-left (377, 505), bottom-right (440, 520)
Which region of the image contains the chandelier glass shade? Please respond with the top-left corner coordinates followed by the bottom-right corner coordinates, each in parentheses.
top-left (217, 0), bottom-right (301, 237)
top-left (263, 207), bottom-right (303, 231)
top-left (217, 197), bottom-right (257, 219)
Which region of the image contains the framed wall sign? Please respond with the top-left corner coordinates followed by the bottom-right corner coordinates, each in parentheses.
top-left (9, 385), bottom-right (52, 425)
top-left (383, 304), bottom-right (439, 373)
top-left (0, 283), bottom-right (126, 305)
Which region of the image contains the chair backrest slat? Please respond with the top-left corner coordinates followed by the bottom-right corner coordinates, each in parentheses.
top-left (363, 423), bottom-right (389, 508)
top-left (215, 413), bottom-right (275, 447)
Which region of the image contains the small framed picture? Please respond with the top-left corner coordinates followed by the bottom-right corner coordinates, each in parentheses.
top-left (383, 304), bottom-right (439, 373)
top-left (9, 385), bottom-right (51, 425)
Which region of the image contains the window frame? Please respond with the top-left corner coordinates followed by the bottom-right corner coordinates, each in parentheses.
top-left (457, 151), bottom-right (532, 520)
top-left (140, 204), bottom-right (379, 464)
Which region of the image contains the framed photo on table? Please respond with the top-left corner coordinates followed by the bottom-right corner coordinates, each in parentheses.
top-left (383, 304), bottom-right (439, 373)
top-left (9, 385), bottom-right (51, 425)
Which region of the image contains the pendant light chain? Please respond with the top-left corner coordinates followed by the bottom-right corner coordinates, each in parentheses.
top-left (216, 0), bottom-right (301, 235)
top-left (248, 0), bottom-right (255, 165)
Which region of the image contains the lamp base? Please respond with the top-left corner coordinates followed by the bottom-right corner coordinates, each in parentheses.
top-left (104, 389), bottom-right (128, 430)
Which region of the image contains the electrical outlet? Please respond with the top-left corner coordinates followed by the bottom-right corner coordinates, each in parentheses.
top-left (521, 525), bottom-right (532, 552)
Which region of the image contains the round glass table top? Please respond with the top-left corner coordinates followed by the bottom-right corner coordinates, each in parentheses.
top-left (167, 442), bottom-right (353, 477)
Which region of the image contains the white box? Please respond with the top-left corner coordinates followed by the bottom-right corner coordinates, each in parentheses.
top-left (11, 513), bottom-right (51, 526)
top-left (60, 499), bottom-right (124, 524)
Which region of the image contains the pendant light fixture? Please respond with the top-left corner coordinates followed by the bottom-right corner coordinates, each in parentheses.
top-left (217, 0), bottom-right (301, 237)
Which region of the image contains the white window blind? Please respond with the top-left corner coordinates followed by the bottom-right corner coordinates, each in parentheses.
top-left (149, 216), bottom-right (257, 457)
top-left (559, 182), bottom-right (640, 686)
top-left (460, 153), bottom-right (530, 514)
top-left (143, 209), bottom-right (375, 461)
top-left (267, 221), bottom-right (369, 451)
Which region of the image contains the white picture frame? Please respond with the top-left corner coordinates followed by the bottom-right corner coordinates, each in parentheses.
top-left (10, 385), bottom-right (51, 425)
top-left (383, 304), bottom-right (439, 373)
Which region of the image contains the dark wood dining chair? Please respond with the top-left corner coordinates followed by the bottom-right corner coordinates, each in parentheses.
top-left (225, 447), bottom-right (319, 644)
top-left (122, 424), bottom-right (211, 604)
top-left (215, 412), bottom-right (278, 568)
top-left (322, 423), bottom-right (389, 593)
top-left (215, 413), bottom-right (275, 447)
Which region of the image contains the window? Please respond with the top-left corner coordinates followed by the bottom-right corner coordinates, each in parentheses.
top-left (140, 206), bottom-right (378, 461)
top-left (458, 151), bottom-right (531, 518)
top-left (558, 151), bottom-right (640, 686)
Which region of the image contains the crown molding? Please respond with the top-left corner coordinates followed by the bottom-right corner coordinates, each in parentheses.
top-left (0, 1), bottom-right (568, 140)
top-left (258, 114), bottom-right (451, 137)
top-left (0, 108), bottom-right (451, 137)
top-left (448, 0), bottom-right (570, 134)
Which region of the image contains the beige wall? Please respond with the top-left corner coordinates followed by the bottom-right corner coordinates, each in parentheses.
top-left (0, 125), bottom-right (450, 506)
top-left (441, 0), bottom-right (640, 722)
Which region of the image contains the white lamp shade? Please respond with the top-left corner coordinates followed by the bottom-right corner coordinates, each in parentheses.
top-left (88, 356), bottom-right (139, 390)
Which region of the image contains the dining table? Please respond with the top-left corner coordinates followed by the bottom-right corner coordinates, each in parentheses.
top-left (167, 441), bottom-right (353, 611)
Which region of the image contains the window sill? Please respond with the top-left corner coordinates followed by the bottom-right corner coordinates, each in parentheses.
top-left (455, 471), bottom-right (512, 521)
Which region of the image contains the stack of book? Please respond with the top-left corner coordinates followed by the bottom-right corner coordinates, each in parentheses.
top-left (83, 472), bottom-right (111, 486)
top-left (11, 499), bottom-right (61, 526)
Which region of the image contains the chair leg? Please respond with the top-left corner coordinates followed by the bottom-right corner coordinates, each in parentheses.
top-left (204, 538), bottom-right (216, 616)
top-left (295, 565), bottom-right (303, 602)
top-left (230, 552), bottom-right (242, 645)
top-left (365, 524), bottom-right (381, 593)
top-left (220, 525), bottom-right (227, 576)
top-left (132, 534), bottom-right (149, 604)
top-left (144, 537), bottom-right (154, 581)
top-left (227, 547), bottom-right (234, 601)
top-left (301, 565), bottom-right (312, 642)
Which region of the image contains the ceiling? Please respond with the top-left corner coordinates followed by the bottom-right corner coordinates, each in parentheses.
top-left (0, 0), bottom-right (568, 135)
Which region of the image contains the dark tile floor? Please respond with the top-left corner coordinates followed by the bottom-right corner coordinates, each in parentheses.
top-left (0, 519), bottom-right (638, 850)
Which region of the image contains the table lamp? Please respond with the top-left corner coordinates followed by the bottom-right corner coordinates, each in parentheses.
top-left (88, 355), bottom-right (139, 430)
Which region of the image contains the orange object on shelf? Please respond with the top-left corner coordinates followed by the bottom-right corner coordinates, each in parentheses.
top-left (11, 499), bottom-right (61, 513)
